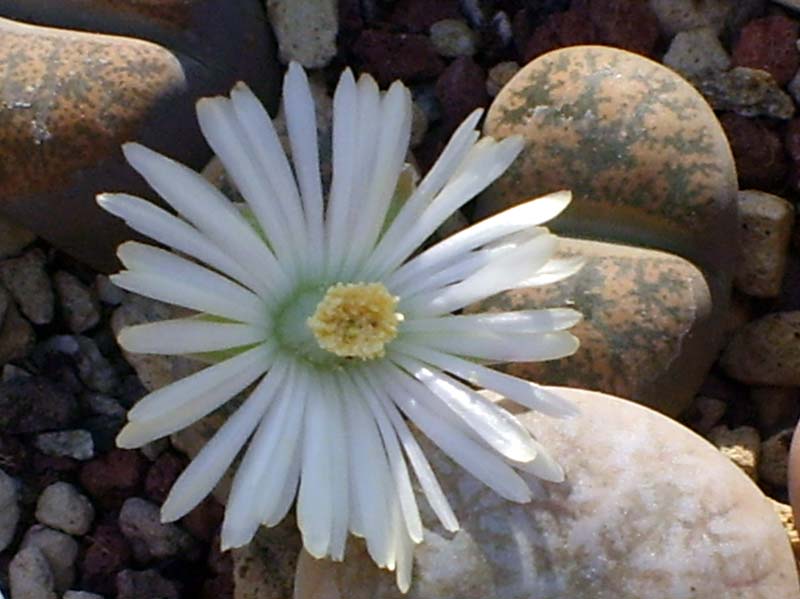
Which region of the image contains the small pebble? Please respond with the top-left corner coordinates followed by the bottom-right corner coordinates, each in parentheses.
top-left (409, 101), bottom-right (429, 149)
top-left (0, 467), bottom-right (19, 552)
top-left (116, 569), bottom-right (180, 599)
top-left (84, 393), bottom-right (126, 419)
top-left (708, 425), bottom-right (761, 480)
top-left (721, 311), bottom-right (800, 385)
top-left (734, 190), bottom-right (794, 297)
top-left (140, 438), bottom-right (170, 462)
top-left (486, 61), bottom-right (519, 97)
top-left (34, 430), bottom-right (94, 461)
top-left (21, 525), bottom-right (79, 592)
top-left (266, 0), bottom-right (337, 68)
top-left (53, 271), bottom-right (101, 333)
top-left (63, 592), bottom-right (105, 599)
top-left (94, 274), bottom-right (125, 305)
top-left (752, 386), bottom-right (800, 433)
top-left (2, 363), bottom-right (30, 382)
top-left (9, 546), bottom-right (57, 599)
top-left (732, 15), bottom-right (800, 86)
top-left (80, 448), bottom-right (145, 509)
top-left (35, 481), bottom-right (95, 536)
top-left (80, 523), bottom-right (132, 594)
top-left (685, 395), bottom-right (726, 434)
top-left (429, 19), bottom-right (479, 57)
top-left (772, 499), bottom-right (800, 561)
top-left (118, 497), bottom-right (197, 561)
top-left (694, 67), bottom-right (795, 120)
top-left (0, 248), bottom-right (54, 325)
top-left (662, 26), bottom-right (730, 78)
top-left (760, 428), bottom-right (793, 487)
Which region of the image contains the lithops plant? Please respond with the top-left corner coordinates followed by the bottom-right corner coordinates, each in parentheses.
top-left (473, 45), bottom-right (739, 416)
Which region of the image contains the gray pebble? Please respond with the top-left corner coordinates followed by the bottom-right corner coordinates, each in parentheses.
top-left (0, 249), bottom-right (53, 325)
top-left (430, 19), bottom-right (478, 58)
top-left (0, 468), bottom-right (19, 552)
top-left (93, 274), bottom-right (125, 306)
top-left (9, 546), bottom-right (57, 599)
top-left (53, 271), bottom-right (100, 334)
top-left (119, 498), bottom-right (196, 561)
top-left (20, 525), bottom-right (78, 592)
top-left (34, 430), bottom-right (94, 461)
top-left (63, 592), bottom-right (105, 599)
top-left (35, 482), bottom-right (94, 536)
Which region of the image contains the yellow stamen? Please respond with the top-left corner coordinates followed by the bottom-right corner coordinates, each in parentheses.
top-left (307, 282), bottom-right (402, 360)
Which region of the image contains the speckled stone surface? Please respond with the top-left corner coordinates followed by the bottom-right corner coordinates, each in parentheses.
top-left (470, 238), bottom-right (713, 416)
top-left (292, 388), bottom-right (800, 599)
top-left (0, 1), bottom-right (280, 272)
top-left (475, 46), bottom-right (738, 413)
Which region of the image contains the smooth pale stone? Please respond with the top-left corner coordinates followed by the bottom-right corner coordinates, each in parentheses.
top-left (662, 27), bottom-right (731, 78)
top-left (470, 238), bottom-right (715, 416)
top-left (292, 388), bottom-right (799, 599)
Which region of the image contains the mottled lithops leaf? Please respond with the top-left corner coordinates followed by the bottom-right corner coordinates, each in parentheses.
top-left (475, 46), bottom-right (739, 412)
top-left (478, 45), bottom-right (738, 296)
top-left (468, 239), bottom-right (713, 415)
top-left (293, 388), bottom-right (800, 599)
top-left (0, 2), bottom-right (280, 272)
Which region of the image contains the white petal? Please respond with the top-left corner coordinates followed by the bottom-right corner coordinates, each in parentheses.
top-left (515, 256), bottom-right (585, 288)
top-left (160, 359), bottom-right (289, 522)
top-left (512, 440), bottom-right (565, 482)
top-left (230, 82), bottom-right (309, 259)
top-left (283, 62), bottom-right (324, 275)
top-left (388, 191), bottom-right (571, 289)
top-left (394, 510), bottom-right (415, 593)
top-left (343, 383), bottom-right (394, 567)
top-left (126, 344), bottom-right (273, 422)
top-left (379, 363), bottom-right (532, 503)
top-left (122, 142), bottom-right (290, 299)
top-left (325, 68), bottom-right (359, 277)
top-left (118, 319), bottom-right (266, 355)
top-left (407, 233), bottom-right (559, 315)
top-left (393, 341), bottom-right (579, 418)
top-left (403, 329), bottom-right (579, 362)
top-left (401, 308), bottom-right (582, 336)
top-left (297, 374), bottom-right (334, 558)
top-left (222, 360), bottom-right (302, 549)
top-left (364, 135), bottom-right (524, 279)
top-left (96, 193), bottom-right (264, 294)
top-left (196, 96), bottom-right (302, 274)
top-left (115, 241), bottom-right (267, 325)
top-left (370, 378), bottom-right (459, 532)
top-left (346, 368), bottom-right (423, 543)
top-left (359, 109), bottom-right (483, 280)
top-left (340, 79), bottom-right (412, 278)
top-left (322, 374), bottom-right (350, 560)
top-left (392, 355), bottom-right (539, 463)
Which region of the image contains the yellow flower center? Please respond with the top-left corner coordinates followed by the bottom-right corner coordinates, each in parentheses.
top-left (307, 282), bottom-right (402, 360)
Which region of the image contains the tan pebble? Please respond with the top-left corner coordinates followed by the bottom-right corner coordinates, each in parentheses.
top-left (708, 425), bottom-right (760, 480)
top-left (735, 190), bottom-right (794, 298)
top-left (486, 61), bottom-right (519, 97)
top-left (772, 499), bottom-right (800, 563)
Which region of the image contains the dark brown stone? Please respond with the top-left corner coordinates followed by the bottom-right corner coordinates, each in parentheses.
top-left (732, 15), bottom-right (800, 86)
top-left (81, 523), bottom-right (133, 594)
top-left (79, 448), bottom-right (145, 509)
top-left (720, 113), bottom-right (788, 190)
top-left (144, 451), bottom-right (187, 504)
top-left (435, 57), bottom-right (489, 133)
top-left (352, 29), bottom-right (445, 86)
top-left (0, 376), bottom-right (78, 434)
top-left (116, 568), bottom-right (180, 599)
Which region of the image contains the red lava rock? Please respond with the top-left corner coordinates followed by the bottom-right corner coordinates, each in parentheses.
top-left (352, 30), bottom-right (445, 86)
top-left (389, 0), bottom-right (461, 32)
top-left (0, 377), bottom-right (79, 434)
top-left (584, 0), bottom-right (659, 56)
top-left (81, 523), bottom-right (133, 594)
top-left (116, 568), bottom-right (181, 599)
top-left (435, 56), bottom-right (490, 133)
top-left (80, 448), bottom-right (146, 509)
top-left (182, 497), bottom-right (225, 543)
top-left (145, 452), bottom-right (188, 504)
top-left (719, 113), bottom-right (788, 190)
top-left (523, 9), bottom-right (597, 62)
top-left (732, 15), bottom-right (800, 86)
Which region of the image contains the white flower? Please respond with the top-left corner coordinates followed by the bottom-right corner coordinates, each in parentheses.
top-left (98, 62), bottom-right (582, 592)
